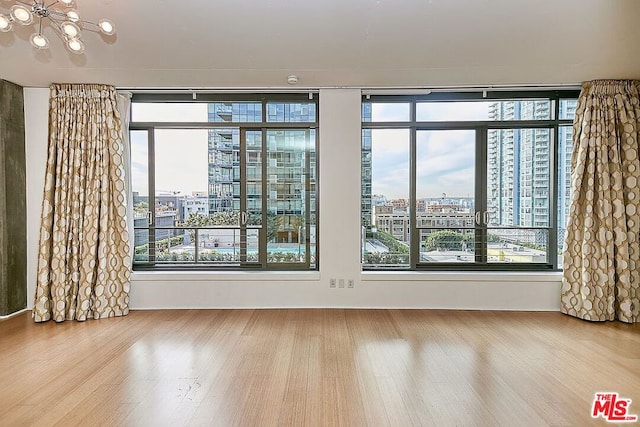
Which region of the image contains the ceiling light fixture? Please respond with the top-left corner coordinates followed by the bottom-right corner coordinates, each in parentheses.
top-left (0, 0), bottom-right (115, 54)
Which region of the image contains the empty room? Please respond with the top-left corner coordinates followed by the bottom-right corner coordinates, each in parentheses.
top-left (1, 0), bottom-right (639, 425)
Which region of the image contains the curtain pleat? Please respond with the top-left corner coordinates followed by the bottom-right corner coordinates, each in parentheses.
top-left (33, 84), bottom-right (131, 322)
top-left (561, 80), bottom-right (640, 323)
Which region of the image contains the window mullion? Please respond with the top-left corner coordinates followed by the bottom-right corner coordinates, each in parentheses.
top-left (147, 128), bottom-right (156, 264)
top-left (549, 97), bottom-right (561, 268)
top-left (410, 125), bottom-right (418, 269)
top-left (260, 128), bottom-right (268, 268)
top-left (476, 126), bottom-right (488, 264)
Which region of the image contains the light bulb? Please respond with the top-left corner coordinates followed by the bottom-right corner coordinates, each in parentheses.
top-left (67, 38), bottom-right (85, 54)
top-left (0, 14), bottom-right (11, 32)
top-left (10, 5), bottom-right (33, 25)
top-left (59, 0), bottom-right (74, 5)
top-left (98, 19), bottom-right (114, 35)
top-left (30, 33), bottom-right (49, 49)
top-left (66, 10), bottom-right (80, 22)
top-left (61, 21), bottom-right (80, 38)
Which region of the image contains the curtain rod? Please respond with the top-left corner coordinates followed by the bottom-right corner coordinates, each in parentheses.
top-left (118, 83), bottom-right (581, 94)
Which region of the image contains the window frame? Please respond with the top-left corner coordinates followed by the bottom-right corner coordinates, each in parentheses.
top-left (361, 90), bottom-right (580, 271)
top-left (130, 93), bottom-right (319, 271)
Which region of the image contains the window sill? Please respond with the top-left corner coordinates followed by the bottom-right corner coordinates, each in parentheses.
top-left (361, 271), bottom-right (562, 282)
top-left (131, 270), bottom-right (321, 282)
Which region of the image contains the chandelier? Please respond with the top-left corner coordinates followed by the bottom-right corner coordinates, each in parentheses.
top-left (0, 0), bottom-right (114, 54)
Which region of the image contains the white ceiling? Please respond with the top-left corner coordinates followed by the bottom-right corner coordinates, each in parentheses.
top-left (1, 0), bottom-right (639, 89)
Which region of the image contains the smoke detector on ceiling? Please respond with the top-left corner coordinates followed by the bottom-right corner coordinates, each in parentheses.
top-left (287, 75), bottom-right (298, 85)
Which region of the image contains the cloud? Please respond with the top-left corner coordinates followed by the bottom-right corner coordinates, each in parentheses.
top-left (370, 103), bottom-right (410, 122)
top-left (370, 129), bottom-right (410, 198)
top-left (368, 129), bottom-right (477, 199)
top-left (416, 130), bottom-right (475, 197)
top-left (417, 101), bottom-right (490, 121)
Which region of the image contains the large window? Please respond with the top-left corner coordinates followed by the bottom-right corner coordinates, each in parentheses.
top-left (361, 91), bottom-right (578, 270)
top-left (131, 94), bottom-right (318, 270)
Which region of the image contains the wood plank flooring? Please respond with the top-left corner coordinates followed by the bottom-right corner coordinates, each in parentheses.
top-left (0, 309), bottom-right (638, 426)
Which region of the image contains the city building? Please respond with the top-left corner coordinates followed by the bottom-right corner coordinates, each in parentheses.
top-left (487, 100), bottom-right (577, 230)
top-left (374, 204), bottom-right (474, 243)
top-left (181, 194), bottom-right (209, 221)
top-left (361, 103), bottom-right (373, 228)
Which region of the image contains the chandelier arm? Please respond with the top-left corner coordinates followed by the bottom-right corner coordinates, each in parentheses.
top-left (46, 11), bottom-right (67, 21)
top-left (78, 20), bottom-right (100, 29)
top-left (48, 18), bottom-right (69, 41)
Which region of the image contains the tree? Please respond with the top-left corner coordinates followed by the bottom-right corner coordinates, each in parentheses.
top-left (373, 230), bottom-right (409, 254)
top-left (179, 212), bottom-right (240, 241)
top-left (423, 230), bottom-right (466, 251)
top-left (134, 201), bottom-right (148, 214)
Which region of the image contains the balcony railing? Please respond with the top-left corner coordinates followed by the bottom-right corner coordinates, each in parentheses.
top-left (134, 226), bottom-right (313, 266)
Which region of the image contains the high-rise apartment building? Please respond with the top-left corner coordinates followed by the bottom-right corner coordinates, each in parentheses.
top-left (361, 103), bottom-right (373, 228)
top-left (206, 102), bottom-right (316, 242)
top-left (487, 100), bottom-right (576, 234)
top-left (488, 100), bottom-right (551, 227)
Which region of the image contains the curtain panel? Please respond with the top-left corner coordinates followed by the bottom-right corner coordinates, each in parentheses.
top-left (33, 84), bottom-right (131, 322)
top-left (562, 80), bottom-right (640, 323)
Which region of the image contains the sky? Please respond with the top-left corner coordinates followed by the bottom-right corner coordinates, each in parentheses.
top-left (131, 100), bottom-right (489, 199)
top-left (369, 102), bottom-right (486, 199)
top-left (131, 104), bottom-right (209, 196)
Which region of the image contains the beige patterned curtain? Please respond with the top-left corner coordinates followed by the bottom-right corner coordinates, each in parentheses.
top-left (562, 80), bottom-right (640, 323)
top-left (32, 84), bottom-right (131, 322)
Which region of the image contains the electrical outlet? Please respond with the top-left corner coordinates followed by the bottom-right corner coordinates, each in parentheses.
top-left (330, 278), bottom-right (336, 288)
top-left (339, 279), bottom-right (345, 288)
top-left (348, 279), bottom-right (354, 288)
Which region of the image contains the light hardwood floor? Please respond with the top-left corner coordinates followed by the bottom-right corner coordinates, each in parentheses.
top-left (0, 309), bottom-right (638, 426)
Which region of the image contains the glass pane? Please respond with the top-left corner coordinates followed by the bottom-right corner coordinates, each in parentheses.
top-left (266, 102), bottom-right (316, 123)
top-left (420, 229), bottom-right (475, 262)
top-left (208, 102), bottom-right (262, 123)
top-left (154, 228), bottom-right (190, 263)
top-left (486, 228), bottom-right (548, 263)
top-left (416, 130), bottom-right (476, 263)
top-left (309, 131), bottom-right (317, 268)
top-left (559, 99), bottom-right (578, 120)
top-left (362, 102), bottom-right (410, 122)
top-left (361, 129), bottom-right (373, 229)
top-left (207, 128), bottom-right (240, 220)
top-left (416, 100), bottom-right (551, 121)
top-left (362, 129), bottom-right (410, 268)
top-left (197, 228), bottom-right (240, 264)
top-left (557, 125), bottom-right (574, 266)
top-left (487, 129), bottom-right (551, 228)
top-left (266, 129), bottom-right (312, 264)
top-left (131, 130), bottom-right (149, 263)
top-left (246, 131), bottom-right (263, 226)
top-left (245, 228), bottom-right (260, 263)
top-left (131, 103), bottom-right (208, 122)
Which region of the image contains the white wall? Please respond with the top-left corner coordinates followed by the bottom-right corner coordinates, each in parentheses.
top-left (24, 88), bottom-right (49, 309)
top-left (23, 88), bottom-right (562, 311)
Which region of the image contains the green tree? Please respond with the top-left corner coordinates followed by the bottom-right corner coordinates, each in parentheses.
top-left (373, 230), bottom-right (409, 254)
top-left (134, 201), bottom-right (148, 214)
top-left (424, 230), bottom-right (466, 251)
top-left (179, 212), bottom-right (240, 241)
